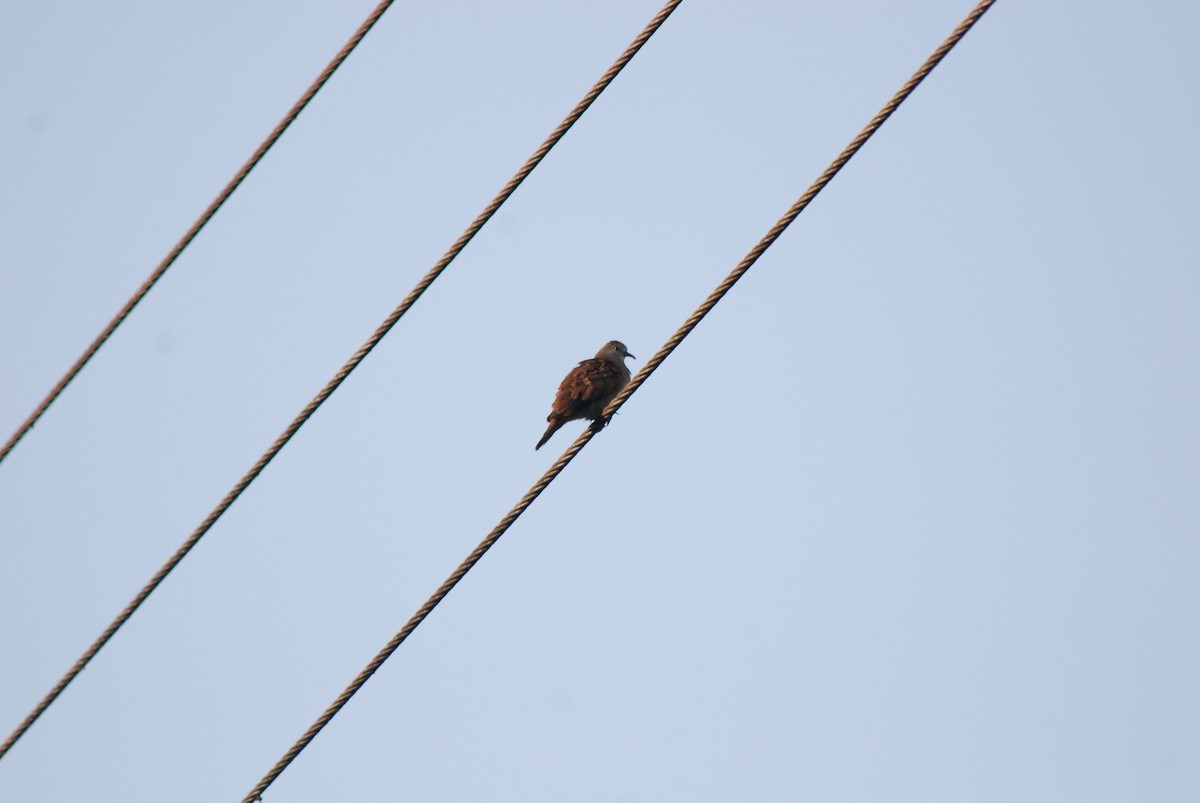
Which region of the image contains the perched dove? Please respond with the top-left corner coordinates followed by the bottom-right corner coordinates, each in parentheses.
top-left (536, 340), bottom-right (636, 450)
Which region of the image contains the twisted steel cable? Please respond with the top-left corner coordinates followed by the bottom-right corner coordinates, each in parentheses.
top-left (242, 1), bottom-right (998, 799)
top-left (0, 0), bottom-right (684, 763)
top-left (0, 0), bottom-right (396, 466)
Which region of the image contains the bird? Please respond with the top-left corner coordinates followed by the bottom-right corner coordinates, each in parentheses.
top-left (536, 340), bottom-right (636, 450)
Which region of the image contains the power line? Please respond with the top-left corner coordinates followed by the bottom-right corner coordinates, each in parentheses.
top-left (0, 0), bottom-right (683, 764)
top-left (241, 1), bottom-right (998, 799)
top-left (0, 0), bottom-right (397, 466)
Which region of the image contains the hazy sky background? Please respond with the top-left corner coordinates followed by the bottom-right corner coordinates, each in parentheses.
top-left (2, 1), bottom-right (1198, 801)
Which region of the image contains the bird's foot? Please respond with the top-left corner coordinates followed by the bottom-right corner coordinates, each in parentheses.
top-left (589, 417), bottom-right (610, 434)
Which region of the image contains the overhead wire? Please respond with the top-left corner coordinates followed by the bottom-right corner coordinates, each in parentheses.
top-left (0, 0), bottom-right (684, 762)
top-left (241, 1), bottom-right (999, 799)
top-left (0, 0), bottom-right (397, 466)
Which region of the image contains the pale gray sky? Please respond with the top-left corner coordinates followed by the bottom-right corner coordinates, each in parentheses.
top-left (2, 1), bottom-right (1198, 801)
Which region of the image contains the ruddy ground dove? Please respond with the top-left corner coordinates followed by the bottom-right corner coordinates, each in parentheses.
top-left (536, 340), bottom-right (635, 450)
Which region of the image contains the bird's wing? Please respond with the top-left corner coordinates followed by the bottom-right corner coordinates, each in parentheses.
top-left (552, 358), bottom-right (624, 418)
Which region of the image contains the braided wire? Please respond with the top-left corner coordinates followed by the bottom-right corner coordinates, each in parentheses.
top-left (242, 433), bottom-right (597, 802)
top-left (242, 1), bottom-right (997, 799)
top-left (0, 0), bottom-right (396, 466)
top-left (606, 0), bottom-right (998, 420)
top-left (0, 0), bottom-right (683, 763)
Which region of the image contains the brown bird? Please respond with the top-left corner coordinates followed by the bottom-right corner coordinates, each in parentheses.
top-left (536, 340), bottom-right (635, 450)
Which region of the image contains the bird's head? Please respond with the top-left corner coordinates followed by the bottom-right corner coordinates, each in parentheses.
top-left (598, 340), bottom-right (635, 362)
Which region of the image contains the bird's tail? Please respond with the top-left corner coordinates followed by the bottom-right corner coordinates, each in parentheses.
top-left (536, 418), bottom-right (564, 450)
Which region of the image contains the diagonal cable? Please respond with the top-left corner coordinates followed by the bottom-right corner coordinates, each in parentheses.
top-left (0, 0), bottom-right (684, 763)
top-left (242, 1), bottom-right (997, 799)
top-left (0, 0), bottom-right (397, 466)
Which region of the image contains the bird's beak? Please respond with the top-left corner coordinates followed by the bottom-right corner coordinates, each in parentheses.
top-left (627, 352), bottom-right (636, 360)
